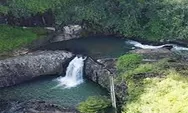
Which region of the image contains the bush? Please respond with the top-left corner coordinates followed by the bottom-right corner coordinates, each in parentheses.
top-left (77, 96), bottom-right (111, 113)
top-left (116, 54), bottom-right (142, 72)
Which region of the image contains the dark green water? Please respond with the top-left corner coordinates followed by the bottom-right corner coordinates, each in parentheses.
top-left (39, 35), bottom-right (134, 59)
top-left (0, 36), bottom-right (133, 110)
top-left (0, 76), bottom-right (108, 107)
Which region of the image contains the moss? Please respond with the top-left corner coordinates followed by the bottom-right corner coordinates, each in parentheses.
top-left (77, 96), bottom-right (111, 113)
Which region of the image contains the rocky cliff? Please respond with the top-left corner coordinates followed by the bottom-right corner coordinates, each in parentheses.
top-left (85, 57), bottom-right (127, 103)
top-left (0, 51), bottom-right (73, 88)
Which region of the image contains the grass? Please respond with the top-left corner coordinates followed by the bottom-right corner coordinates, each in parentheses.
top-left (122, 69), bottom-right (188, 113)
top-left (116, 56), bottom-right (188, 113)
top-left (0, 25), bottom-right (47, 52)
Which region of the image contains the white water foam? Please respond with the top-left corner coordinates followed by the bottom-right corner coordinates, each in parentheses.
top-left (126, 40), bottom-right (188, 51)
top-left (125, 40), bottom-right (165, 49)
top-left (172, 45), bottom-right (188, 51)
top-left (56, 56), bottom-right (86, 89)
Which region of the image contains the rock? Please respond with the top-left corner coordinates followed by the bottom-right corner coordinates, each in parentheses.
top-left (96, 58), bottom-right (117, 74)
top-left (12, 48), bottom-right (29, 56)
top-left (0, 100), bottom-right (79, 113)
top-left (0, 51), bottom-right (73, 88)
top-left (51, 25), bottom-right (82, 42)
top-left (131, 48), bottom-right (174, 60)
top-left (162, 44), bottom-right (174, 50)
top-left (44, 27), bottom-right (56, 31)
top-left (85, 57), bottom-right (126, 102)
top-left (85, 57), bottom-right (111, 89)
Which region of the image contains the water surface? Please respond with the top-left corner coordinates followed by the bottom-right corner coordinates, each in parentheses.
top-left (38, 36), bottom-right (134, 59)
top-left (0, 75), bottom-right (108, 107)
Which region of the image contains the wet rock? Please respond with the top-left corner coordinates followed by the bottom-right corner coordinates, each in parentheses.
top-left (85, 57), bottom-right (126, 102)
top-left (96, 58), bottom-right (117, 74)
top-left (162, 44), bottom-right (173, 50)
top-left (0, 51), bottom-right (73, 88)
top-left (85, 57), bottom-right (111, 89)
top-left (51, 25), bottom-right (82, 42)
top-left (131, 48), bottom-right (174, 60)
top-left (0, 100), bottom-right (79, 113)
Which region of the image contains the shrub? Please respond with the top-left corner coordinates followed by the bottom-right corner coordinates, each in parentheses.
top-left (116, 54), bottom-right (142, 72)
top-left (77, 96), bottom-right (111, 113)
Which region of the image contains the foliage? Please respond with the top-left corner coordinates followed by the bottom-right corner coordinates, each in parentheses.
top-left (122, 69), bottom-right (188, 113)
top-left (7, 0), bottom-right (60, 17)
top-left (0, 5), bottom-right (9, 14)
top-left (77, 96), bottom-right (111, 113)
top-left (116, 57), bottom-right (169, 82)
top-left (1, 0), bottom-right (188, 41)
top-left (116, 54), bottom-right (142, 72)
top-left (0, 25), bottom-right (47, 52)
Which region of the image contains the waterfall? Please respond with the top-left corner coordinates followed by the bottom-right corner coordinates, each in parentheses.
top-left (56, 56), bottom-right (86, 88)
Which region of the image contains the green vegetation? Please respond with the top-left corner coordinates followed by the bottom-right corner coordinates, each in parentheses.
top-left (123, 70), bottom-right (188, 113)
top-left (1, 0), bottom-right (188, 41)
top-left (78, 96), bottom-right (111, 113)
top-left (116, 54), bottom-right (142, 72)
top-left (116, 54), bottom-right (188, 113)
top-left (0, 25), bottom-right (47, 52)
top-left (0, 5), bottom-right (9, 14)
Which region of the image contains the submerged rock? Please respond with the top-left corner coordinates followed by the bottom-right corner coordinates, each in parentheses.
top-left (51, 25), bottom-right (82, 42)
top-left (0, 51), bottom-right (73, 88)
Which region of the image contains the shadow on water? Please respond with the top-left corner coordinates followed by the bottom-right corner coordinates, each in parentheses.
top-left (37, 35), bottom-right (134, 59)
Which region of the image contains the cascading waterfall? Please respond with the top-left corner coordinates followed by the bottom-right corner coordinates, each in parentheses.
top-left (56, 56), bottom-right (86, 88)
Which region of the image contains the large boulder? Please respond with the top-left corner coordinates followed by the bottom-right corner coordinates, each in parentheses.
top-left (0, 51), bottom-right (73, 88)
top-left (84, 57), bottom-right (127, 102)
top-left (51, 25), bottom-right (82, 42)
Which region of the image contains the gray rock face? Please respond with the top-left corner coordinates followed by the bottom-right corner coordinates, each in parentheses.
top-left (85, 58), bottom-right (111, 89)
top-left (0, 51), bottom-right (73, 88)
top-left (52, 25), bottom-right (82, 42)
top-left (85, 57), bottom-right (127, 102)
top-left (131, 48), bottom-right (173, 60)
